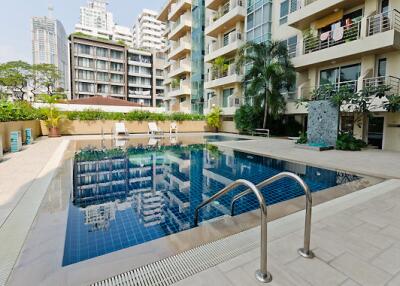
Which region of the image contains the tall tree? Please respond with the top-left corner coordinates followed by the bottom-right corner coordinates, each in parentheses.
top-left (33, 63), bottom-right (62, 96)
top-left (236, 41), bottom-right (295, 129)
top-left (0, 61), bottom-right (32, 100)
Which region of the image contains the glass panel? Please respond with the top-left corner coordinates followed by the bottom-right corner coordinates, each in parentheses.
top-left (378, 58), bottom-right (387, 77)
top-left (339, 64), bottom-right (361, 82)
top-left (320, 68), bottom-right (338, 85)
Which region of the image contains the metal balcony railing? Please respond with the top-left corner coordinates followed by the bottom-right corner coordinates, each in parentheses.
top-left (363, 75), bottom-right (400, 95)
top-left (207, 64), bottom-right (241, 81)
top-left (207, 32), bottom-right (243, 54)
top-left (303, 21), bottom-right (361, 54)
top-left (207, 0), bottom-right (244, 26)
top-left (367, 9), bottom-right (400, 36)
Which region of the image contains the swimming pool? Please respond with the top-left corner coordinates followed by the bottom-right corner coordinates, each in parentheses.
top-left (63, 137), bottom-right (359, 266)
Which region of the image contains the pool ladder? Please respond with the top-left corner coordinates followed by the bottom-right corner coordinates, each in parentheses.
top-left (194, 172), bottom-right (315, 283)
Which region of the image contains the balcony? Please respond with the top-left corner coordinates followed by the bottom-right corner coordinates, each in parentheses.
top-left (168, 0), bottom-right (191, 22)
top-left (168, 79), bottom-right (191, 97)
top-left (205, 0), bottom-right (245, 38)
top-left (205, 64), bottom-right (242, 89)
top-left (206, 0), bottom-right (227, 11)
top-left (287, 0), bottom-right (364, 29)
top-left (205, 31), bottom-right (244, 62)
top-left (204, 92), bottom-right (242, 115)
top-left (363, 76), bottom-right (400, 95)
top-left (169, 36), bottom-right (191, 61)
top-left (168, 58), bottom-right (191, 78)
top-left (292, 10), bottom-right (400, 70)
top-left (128, 90), bottom-right (152, 98)
top-left (169, 13), bottom-right (192, 41)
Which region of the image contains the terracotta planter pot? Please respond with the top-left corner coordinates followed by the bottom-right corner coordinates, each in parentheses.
top-left (48, 127), bottom-right (61, 138)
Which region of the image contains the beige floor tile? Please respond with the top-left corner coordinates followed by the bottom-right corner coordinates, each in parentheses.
top-left (173, 268), bottom-right (232, 286)
top-left (330, 253), bottom-right (391, 286)
top-left (287, 257), bottom-right (347, 286)
top-left (371, 246), bottom-right (400, 275)
top-left (340, 279), bottom-right (361, 286)
top-left (349, 223), bottom-right (396, 250)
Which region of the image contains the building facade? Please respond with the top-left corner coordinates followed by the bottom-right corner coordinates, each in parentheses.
top-left (31, 15), bottom-right (69, 92)
top-left (69, 34), bottom-right (164, 106)
top-left (274, 0), bottom-right (400, 151)
top-left (158, 0), bottom-right (194, 113)
top-left (75, 0), bottom-right (134, 47)
top-left (133, 9), bottom-right (167, 51)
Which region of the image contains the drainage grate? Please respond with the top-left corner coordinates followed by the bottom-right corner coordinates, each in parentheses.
top-left (92, 230), bottom-right (259, 286)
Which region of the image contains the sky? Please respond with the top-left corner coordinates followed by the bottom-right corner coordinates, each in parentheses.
top-left (0, 0), bottom-right (165, 63)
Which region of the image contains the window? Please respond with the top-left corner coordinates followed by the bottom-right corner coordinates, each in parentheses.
top-left (96, 47), bottom-right (108, 57)
top-left (97, 72), bottom-right (109, 81)
top-left (110, 62), bottom-right (123, 72)
top-left (280, 0), bottom-right (289, 25)
top-left (76, 44), bottom-right (91, 55)
top-left (319, 63), bottom-right (361, 90)
top-left (110, 50), bottom-right (123, 60)
top-left (378, 58), bottom-right (387, 77)
top-left (222, 88), bottom-right (234, 107)
top-left (96, 60), bottom-right (108, 70)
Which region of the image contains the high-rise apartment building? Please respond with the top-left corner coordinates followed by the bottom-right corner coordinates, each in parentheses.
top-left (75, 0), bottom-right (134, 47)
top-left (133, 9), bottom-right (167, 51)
top-left (31, 11), bottom-right (69, 92)
top-left (157, 0), bottom-right (400, 150)
top-left (158, 0), bottom-right (194, 113)
top-left (69, 34), bottom-right (164, 106)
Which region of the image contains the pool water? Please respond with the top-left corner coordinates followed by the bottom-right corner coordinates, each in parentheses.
top-left (63, 138), bottom-right (359, 266)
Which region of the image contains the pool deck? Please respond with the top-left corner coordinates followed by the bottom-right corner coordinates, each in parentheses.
top-left (214, 137), bottom-right (400, 179)
top-left (174, 179), bottom-right (400, 286)
top-left (1, 133), bottom-right (400, 285)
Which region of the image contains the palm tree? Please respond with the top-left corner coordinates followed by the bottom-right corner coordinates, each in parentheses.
top-left (236, 41), bottom-right (295, 129)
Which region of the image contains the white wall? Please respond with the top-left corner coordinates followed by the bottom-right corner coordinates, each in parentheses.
top-left (33, 103), bottom-right (166, 113)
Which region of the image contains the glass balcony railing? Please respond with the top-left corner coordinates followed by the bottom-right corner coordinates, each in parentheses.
top-left (207, 0), bottom-right (244, 27)
top-left (207, 32), bottom-right (243, 54)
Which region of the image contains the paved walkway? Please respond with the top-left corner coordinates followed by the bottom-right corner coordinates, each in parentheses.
top-left (174, 179), bottom-right (400, 286)
top-left (0, 137), bottom-right (68, 286)
top-left (215, 138), bottom-right (400, 179)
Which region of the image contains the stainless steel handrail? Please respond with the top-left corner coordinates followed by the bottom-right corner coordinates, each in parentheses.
top-left (230, 172), bottom-right (315, 259)
top-left (194, 179), bottom-right (272, 283)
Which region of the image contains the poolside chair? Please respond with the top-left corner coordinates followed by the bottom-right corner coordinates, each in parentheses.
top-left (114, 122), bottom-right (129, 137)
top-left (170, 122), bottom-right (178, 134)
top-left (148, 138), bottom-right (158, 146)
top-left (148, 122), bottom-right (164, 136)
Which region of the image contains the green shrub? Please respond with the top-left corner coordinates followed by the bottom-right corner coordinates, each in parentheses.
top-left (296, 132), bottom-right (307, 144)
top-left (206, 106), bottom-right (222, 131)
top-left (0, 100), bottom-right (42, 122)
top-left (0, 103), bottom-right (206, 123)
top-left (336, 132), bottom-right (367, 151)
top-left (234, 104), bottom-right (263, 133)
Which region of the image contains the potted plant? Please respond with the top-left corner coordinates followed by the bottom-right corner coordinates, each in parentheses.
top-left (38, 94), bottom-right (65, 137)
top-left (212, 56), bottom-right (229, 79)
top-left (206, 106), bottom-right (222, 132)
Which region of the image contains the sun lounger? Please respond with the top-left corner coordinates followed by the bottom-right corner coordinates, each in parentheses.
top-left (114, 122), bottom-right (129, 137)
top-left (148, 122), bottom-right (164, 136)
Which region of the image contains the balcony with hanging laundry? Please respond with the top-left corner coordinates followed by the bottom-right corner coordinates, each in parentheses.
top-left (291, 10), bottom-right (400, 70)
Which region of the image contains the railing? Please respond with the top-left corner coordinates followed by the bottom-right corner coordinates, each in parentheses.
top-left (229, 172), bottom-right (314, 258)
top-left (227, 93), bottom-right (242, 108)
top-left (207, 32), bottom-right (243, 54)
top-left (171, 79), bottom-right (190, 91)
top-left (299, 80), bottom-right (357, 100)
top-left (194, 172), bottom-right (314, 283)
top-left (207, 64), bottom-right (241, 81)
top-left (171, 36), bottom-right (191, 51)
top-left (171, 13), bottom-right (191, 31)
top-left (171, 58), bottom-right (190, 71)
top-left (194, 179), bottom-right (272, 283)
top-left (304, 21), bottom-right (361, 54)
top-left (363, 75), bottom-right (400, 95)
top-left (367, 9), bottom-right (400, 36)
top-left (207, 0), bottom-right (244, 26)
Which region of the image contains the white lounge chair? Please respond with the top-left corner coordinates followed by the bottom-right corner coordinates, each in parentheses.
top-left (148, 138), bottom-right (158, 146)
top-left (148, 122), bottom-right (164, 136)
top-left (170, 122), bottom-right (178, 134)
top-left (114, 122), bottom-right (129, 137)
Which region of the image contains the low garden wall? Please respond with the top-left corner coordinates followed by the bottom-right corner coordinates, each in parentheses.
top-left (0, 120), bottom-right (42, 152)
top-left (40, 120), bottom-right (210, 135)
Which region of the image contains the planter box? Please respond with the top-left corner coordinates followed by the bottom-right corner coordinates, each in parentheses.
top-left (40, 120), bottom-right (210, 135)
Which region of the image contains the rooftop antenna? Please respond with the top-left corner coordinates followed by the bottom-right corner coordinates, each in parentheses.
top-left (48, 3), bottom-right (54, 19)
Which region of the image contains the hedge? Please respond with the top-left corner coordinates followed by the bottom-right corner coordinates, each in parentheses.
top-left (0, 101), bottom-right (205, 122)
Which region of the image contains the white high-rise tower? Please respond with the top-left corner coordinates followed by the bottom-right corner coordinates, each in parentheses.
top-left (133, 9), bottom-right (166, 51)
top-left (31, 6), bottom-right (69, 92)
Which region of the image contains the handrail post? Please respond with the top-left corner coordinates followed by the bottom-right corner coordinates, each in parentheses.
top-left (194, 179), bottom-right (272, 283)
top-left (230, 172), bottom-right (315, 259)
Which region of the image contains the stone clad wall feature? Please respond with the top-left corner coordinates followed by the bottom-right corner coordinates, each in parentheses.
top-left (307, 100), bottom-right (339, 146)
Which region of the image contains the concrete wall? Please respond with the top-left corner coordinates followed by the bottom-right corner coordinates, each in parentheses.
top-left (0, 121), bottom-right (42, 152)
top-left (33, 103), bottom-right (166, 113)
top-left (40, 120), bottom-right (210, 135)
top-left (384, 113), bottom-right (400, 152)
top-left (220, 120), bottom-right (239, 134)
